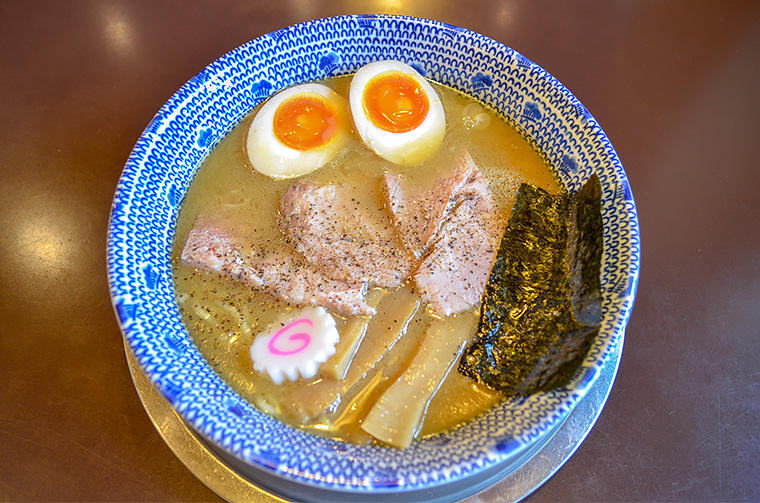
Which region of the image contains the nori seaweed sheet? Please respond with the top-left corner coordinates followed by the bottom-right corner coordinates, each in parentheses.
top-left (459, 174), bottom-right (603, 395)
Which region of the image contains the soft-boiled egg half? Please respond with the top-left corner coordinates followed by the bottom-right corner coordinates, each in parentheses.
top-left (349, 60), bottom-right (445, 165)
top-left (246, 83), bottom-right (350, 179)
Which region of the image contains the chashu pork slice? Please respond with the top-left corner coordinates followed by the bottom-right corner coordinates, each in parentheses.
top-left (181, 224), bottom-right (374, 317)
top-left (382, 150), bottom-right (504, 317)
top-left (381, 151), bottom-right (477, 259)
top-left (280, 182), bottom-right (415, 288)
top-left (413, 167), bottom-right (505, 316)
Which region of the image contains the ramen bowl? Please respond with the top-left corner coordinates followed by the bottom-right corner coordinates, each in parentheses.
top-left (107, 14), bottom-right (639, 502)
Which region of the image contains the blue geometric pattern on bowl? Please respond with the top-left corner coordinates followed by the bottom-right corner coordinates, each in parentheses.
top-left (107, 15), bottom-right (639, 493)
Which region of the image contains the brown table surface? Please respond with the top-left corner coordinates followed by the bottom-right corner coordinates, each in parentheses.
top-left (2, 1), bottom-right (759, 501)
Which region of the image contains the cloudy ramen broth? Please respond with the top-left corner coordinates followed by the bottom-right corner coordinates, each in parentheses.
top-left (172, 75), bottom-right (560, 445)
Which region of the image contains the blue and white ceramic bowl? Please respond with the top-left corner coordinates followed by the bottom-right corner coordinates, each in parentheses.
top-left (108, 15), bottom-right (639, 501)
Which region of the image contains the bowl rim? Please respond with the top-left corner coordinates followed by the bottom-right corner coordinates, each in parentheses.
top-left (107, 13), bottom-right (640, 495)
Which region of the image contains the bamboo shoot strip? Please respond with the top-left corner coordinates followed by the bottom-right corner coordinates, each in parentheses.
top-left (279, 287), bottom-right (420, 421)
top-left (361, 313), bottom-right (478, 449)
top-left (321, 290), bottom-right (387, 380)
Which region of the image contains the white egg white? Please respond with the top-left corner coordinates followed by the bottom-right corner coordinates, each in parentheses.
top-left (246, 83), bottom-right (349, 179)
top-left (349, 60), bottom-right (445, 166)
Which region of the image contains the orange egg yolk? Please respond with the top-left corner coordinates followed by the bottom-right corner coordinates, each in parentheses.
top-left (273, 93), bottom-right (338, 151)
top-left (362, 71), bottom-right (429, 133)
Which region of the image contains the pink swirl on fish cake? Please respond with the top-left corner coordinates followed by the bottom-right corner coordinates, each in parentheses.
top-left (267, 318), bottom-right (313, 355)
